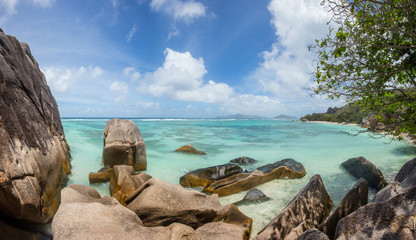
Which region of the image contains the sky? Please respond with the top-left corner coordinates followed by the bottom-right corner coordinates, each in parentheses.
top-left (0, 0), bottom-right (343, 118)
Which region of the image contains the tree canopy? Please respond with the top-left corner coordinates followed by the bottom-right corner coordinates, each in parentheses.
top-left (311, 0), bottom-right (416, 136)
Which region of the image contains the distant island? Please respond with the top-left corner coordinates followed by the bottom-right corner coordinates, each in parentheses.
top-left (215, 114), bottom-right (264, 119)
top-left (273, 114), bottom-right (297, 120)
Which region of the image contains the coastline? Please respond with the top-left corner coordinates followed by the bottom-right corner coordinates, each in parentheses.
top-left (307, 120), bottom-right (361, 127)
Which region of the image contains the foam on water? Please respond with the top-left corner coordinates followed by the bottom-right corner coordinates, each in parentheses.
top-left (63, 119), bottom-right (416, 237)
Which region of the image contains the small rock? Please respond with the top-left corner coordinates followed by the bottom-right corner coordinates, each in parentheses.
top-left (298, 229), bottom-right (330, 240)
top-left (234, 188), bottom-right (271, 206)
top-left (230, 156), bottom-right (257, 165)
top-left (175, 144), bottom-right (207, 155)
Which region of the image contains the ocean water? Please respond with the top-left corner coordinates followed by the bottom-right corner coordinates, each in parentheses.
top-left (62, 119), bottom-right (416, 236)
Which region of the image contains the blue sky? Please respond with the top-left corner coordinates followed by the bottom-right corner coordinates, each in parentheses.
top-left (1, 0), bottom-right (341, 118)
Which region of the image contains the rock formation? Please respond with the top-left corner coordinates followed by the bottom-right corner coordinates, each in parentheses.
top-left (319, 178), bottom-right (368, 239)
top-left (297, 229), bottom-right (330, 240)
top-left (180, 163), bottom-right (243, 187)
top-left (202, 159), bottom-right (306, 196)
top-left (255, 175), bottom-right (333, 240)
top-left (175, 144), bottom-right (207, 155)
top-left (102, 119), bottom-right (147, 171)
top-left (0, 28), bottom-right (71, 223)
top-left (341, 156), bottom-right (387, 190)
top-left (89, 166), bottom-right (112, 184)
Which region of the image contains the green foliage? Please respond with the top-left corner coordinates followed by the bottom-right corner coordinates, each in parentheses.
top-left (302, 102), bottom-right (370, 124)
top-left (310, 0), bottom-right (416, 136)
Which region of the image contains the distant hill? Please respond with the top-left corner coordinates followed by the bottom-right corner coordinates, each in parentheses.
top-left (273, 114), bottom-right (297, 120)
top-left (301, 102), bottom-right (369, 124)
top-left (216, 114), bottom-right (264, 119)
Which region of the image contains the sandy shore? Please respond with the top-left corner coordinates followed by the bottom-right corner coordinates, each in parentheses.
top-left (307, 120), bottom-right (361, 127)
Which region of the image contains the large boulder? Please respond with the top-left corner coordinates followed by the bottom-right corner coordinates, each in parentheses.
top-left (109, 165), bottom-right (152, 205)
top-left (319, 178), bottom-right (368, 239)
top-left (180, 163), bottom-right (243, 188)
top-left (175, 144), bottom-right (207, 155)
top-left (126, 178), bottom-right (232, 228)
top-left (102, 119), bottom-right (146, 171)
top-left (0, 28), bottom-right (71, 223)
top-left (373, 157), bottom-right (416, 202)
top-left (203, 159), bottom-right (306, 196)
top-left (335, 184), bottom-right (416, 240)
top-left (255, 175), bottom-right (333, 240)
top-left (341, 156), bottom-right (387, 190)
top-left (52, 185), bottom-right (200, 240)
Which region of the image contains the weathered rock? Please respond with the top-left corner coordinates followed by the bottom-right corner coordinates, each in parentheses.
top-left (89, 166), bottom-right (112, 184)
top-left (373, 157), bottom-right (416, 202)
top-left (341, 156), bottom-right (387, 190)
top-left (284, 220), bottom-right (318, 240)
top-left (255, 175), bottom-right (333, 240)
top-left (175, 144), bottom-right (207, 155)
top-left (234, 188), bottom-right (271, 206)
top-left (126, 178), bottom-right (231, 229)
top-left (110, 165), bottom-right (152, 205)
top-left (0, 28), bottom-right (71, 223)
top-left (180, 164), bottom-right (243, 188)
top-left (319, 178), bottom-right (368, 239)
top-left (335, 185), bottom-right (416, 240)
top-left (230, 156), bottom-right (257, 166)
top-left (196, 204), bottom-right (252, 240)
top-left (203, 159), bottom-right (306, 196)
top-left (0, 219), bottom-right (47, 240)
top-left (298, 229), bottom-right (330, 240)
top-left (103, 119), bottom-right (147, 171)
top-left (52, 185), bottom-right (200, 240)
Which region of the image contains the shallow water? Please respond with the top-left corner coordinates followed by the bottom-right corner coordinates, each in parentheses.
top-left (62, 119), bottom-right (416, 236)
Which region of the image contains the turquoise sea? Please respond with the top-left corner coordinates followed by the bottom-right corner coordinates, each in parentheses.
top-left (62, 118), bottom-right (416, 235)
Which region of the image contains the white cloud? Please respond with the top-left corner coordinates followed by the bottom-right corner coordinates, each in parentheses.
top-left (91, 66), bottom-right (104, 78)
top-left (137, 101), bottom-right (160, 109)
top-left (32, 0), bottom-right (55, 8)
top-left (150, 0), bottom-right (206, 23)
top-left (139, 48), bottom-right (233, 104)
top-left (126, 24), bottom-right (137, 42)
top-left (124, 67), bottom-right (141, 82)
top-left (251, 0), bottom-right (332, 100)
top-left (222, 94), bottom-right (282, 117)
top-left (110, 81), bottom-right (129, 102)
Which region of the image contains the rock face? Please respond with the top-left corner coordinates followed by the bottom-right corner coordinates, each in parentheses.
top-left (202, 159), bottom-right (306, 196)
top-left (0, 28), bottom-right (71, 223)
top-left (126, 177), bottom-right (231, 228)
top-left (319, 178), bottom-right (368, 239)
top-left (341, 156), bottom-right (387, 190)
top-left (109, 165), bottom-right (152, 205)
top-left (234, 188), bottom-right (271, 206)
top-left (255, 175), bottom-right (333, 240)
top-left (230, 156), bottom-right (257, 165)
top-left (175, 144), bottom-right (207, 155)
top-left (298, 229), bottom-right (330, 240)
top-left (52, 185), bottom-right (200, 240)
top-left (102, 119), bottom-right (146, 171)
top-left (180, 164), bottom-right (243, 187)
top-left (335, 185), bottom-right (416, 240)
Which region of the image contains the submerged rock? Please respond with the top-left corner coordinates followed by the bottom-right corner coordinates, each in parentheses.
top-left (0, 28), bottom-right (71, 223)
top-left (233, 188), bottom-right (271, 206)
top-left (319, 178), bottom-right (368, 239)
top-left (175, 144), bottom-right (207, 155)
top-left (255, 175), bottom-right (333, 240)
top-left (180, 163), bottom-right (243, 187)
top-left (230, 156), bottom-right (257, 166)
top-left (103, 119), bottom-right (147, 171)
top-left (341, 156), bottom-right (387, 190)
top-left (203, 159), bottom-right (306, 196)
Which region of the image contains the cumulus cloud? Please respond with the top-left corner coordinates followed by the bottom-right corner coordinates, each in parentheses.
top-left (137, 101), bottom-right (160, 109)
top-left (150, 0), bottom-right (206, 23)
top-left (139, 48), bottom-right (233, 104)
top-left (222, 94), bottom-right (282, 117)
top-left (126, 24), bottom-right (137, 42)
top-left (251, 0), bottom-right (332, 100)
top-left (110, 81), bottom-right (129, 102)
top-left (124, 67), bottom-right (141, 82)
